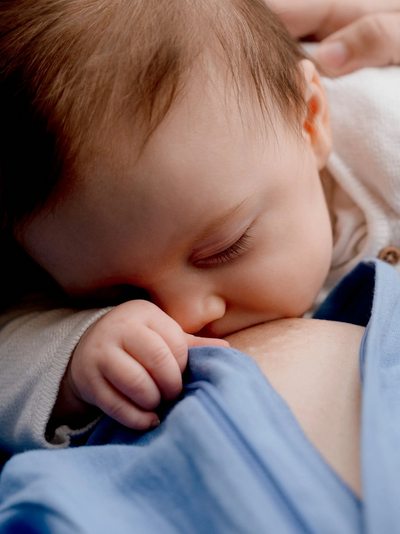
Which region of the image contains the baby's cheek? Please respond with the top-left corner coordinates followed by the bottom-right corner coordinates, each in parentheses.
top-left (273, 267), bottom-right (328, 319)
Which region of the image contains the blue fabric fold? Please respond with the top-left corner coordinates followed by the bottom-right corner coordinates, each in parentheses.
top-left (0, 259), bottom-right (398, 533)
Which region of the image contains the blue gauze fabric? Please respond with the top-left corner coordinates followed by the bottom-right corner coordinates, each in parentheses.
top-left (0, 258), bottom-right (398, 533)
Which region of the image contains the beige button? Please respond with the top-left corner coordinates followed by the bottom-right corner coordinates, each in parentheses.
top-left (378, 246), bottom-right (400, 266)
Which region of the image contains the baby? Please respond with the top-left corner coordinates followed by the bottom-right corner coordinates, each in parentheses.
top-left (0, 0), bottom-right (398, 452)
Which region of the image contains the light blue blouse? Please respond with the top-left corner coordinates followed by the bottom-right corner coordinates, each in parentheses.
top-left (0, 259), bottom-right (397, 533)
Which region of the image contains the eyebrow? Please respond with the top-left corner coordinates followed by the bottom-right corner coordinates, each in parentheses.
top-left (189, 197), bottom-right (251, 251)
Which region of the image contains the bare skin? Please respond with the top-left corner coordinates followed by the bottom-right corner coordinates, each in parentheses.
top-left (226, 318), bottom-right (364, 497)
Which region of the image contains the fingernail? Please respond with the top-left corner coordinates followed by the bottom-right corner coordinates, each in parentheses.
top-left (314, 41), bottom-right (349, 69)
top-left (150, 418), bottom-right (160, 428)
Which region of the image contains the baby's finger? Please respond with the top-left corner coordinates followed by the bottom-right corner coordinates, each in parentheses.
top-left (92, 377), bottom-right (160, 430)
top-left (123, 324), bottom-right (184, 400)
top-left (144, 310), bottom-right (190, 372)
top-left (314, 12), bottom-right (400, 76)
top-left (185, 334), bottom-right (230, 349)
top-left (99, 348), bottom-right (161, 410)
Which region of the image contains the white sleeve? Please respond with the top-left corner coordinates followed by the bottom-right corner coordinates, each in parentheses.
top-left (0, 302), bottom-right (111, 454)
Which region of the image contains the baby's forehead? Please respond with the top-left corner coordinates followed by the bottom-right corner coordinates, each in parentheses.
top-left (78, 24), bottom-right (304, 183)
top-left (77, 90), bottom-right (305, 251)
top-left (86, 59), bottom-right (283, 180)
top-left (83, 77), bottom-right (272, 197)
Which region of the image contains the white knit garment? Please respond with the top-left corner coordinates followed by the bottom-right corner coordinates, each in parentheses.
top-left (314, 67), bottom-right (400, 306)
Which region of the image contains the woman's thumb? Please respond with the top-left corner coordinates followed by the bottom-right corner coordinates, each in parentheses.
top-left (313, 12), bottom-right (400, 76)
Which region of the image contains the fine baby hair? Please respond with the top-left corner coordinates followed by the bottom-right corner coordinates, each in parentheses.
top-left (0, 0), bottom-right (307, 235)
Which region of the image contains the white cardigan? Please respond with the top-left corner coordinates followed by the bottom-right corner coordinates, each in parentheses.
top-left (1, 66), bottom-right (399, 454)
top-left (315, 67), bottom-right (400, 305)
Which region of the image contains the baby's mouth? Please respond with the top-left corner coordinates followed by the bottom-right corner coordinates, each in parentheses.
top-left (195, 321), bottom-right (256, 340)
top-left (196, 314), bottom-right (286, 340)
top-left (195, 321), bottom-right (232, 340)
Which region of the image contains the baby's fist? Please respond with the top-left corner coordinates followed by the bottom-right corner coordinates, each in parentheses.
top-left (58, 300), bottom-right (228, 430)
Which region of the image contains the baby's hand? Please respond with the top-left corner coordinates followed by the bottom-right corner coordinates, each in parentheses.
top-left (62, 301), bottom-right (228, 430)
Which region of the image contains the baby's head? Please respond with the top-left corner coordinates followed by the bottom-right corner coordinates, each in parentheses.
top-left (1, 0), bottom-right (333, 336)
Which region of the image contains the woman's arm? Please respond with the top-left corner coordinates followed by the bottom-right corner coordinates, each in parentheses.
top-left (225, 318), bottom-right (364, 496)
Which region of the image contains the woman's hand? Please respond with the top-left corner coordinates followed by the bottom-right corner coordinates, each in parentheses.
top-left (271, 0), bottom-right (400, 75)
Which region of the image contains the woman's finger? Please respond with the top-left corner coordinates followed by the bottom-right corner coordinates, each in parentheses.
top-left (271, 0), bottom-right (334, 38)
top-left (313, 12), bottom-right (400, 75)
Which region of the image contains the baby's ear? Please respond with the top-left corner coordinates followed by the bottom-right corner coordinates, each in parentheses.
top-left (300, 59), bottom-right (332, 170)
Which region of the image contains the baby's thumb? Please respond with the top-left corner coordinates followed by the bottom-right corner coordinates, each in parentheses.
top-left (313, 12), bottom-right (400, 76)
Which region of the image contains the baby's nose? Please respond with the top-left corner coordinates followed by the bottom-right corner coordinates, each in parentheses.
top-left (155, 289), bottom-right (226, 335)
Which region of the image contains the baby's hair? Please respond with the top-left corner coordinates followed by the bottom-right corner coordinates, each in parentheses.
top-left (0, 0), bottom-right (306, 233)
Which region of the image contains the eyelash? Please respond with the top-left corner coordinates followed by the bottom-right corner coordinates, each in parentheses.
top-left (194, 228), bottom-right (253, 268)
